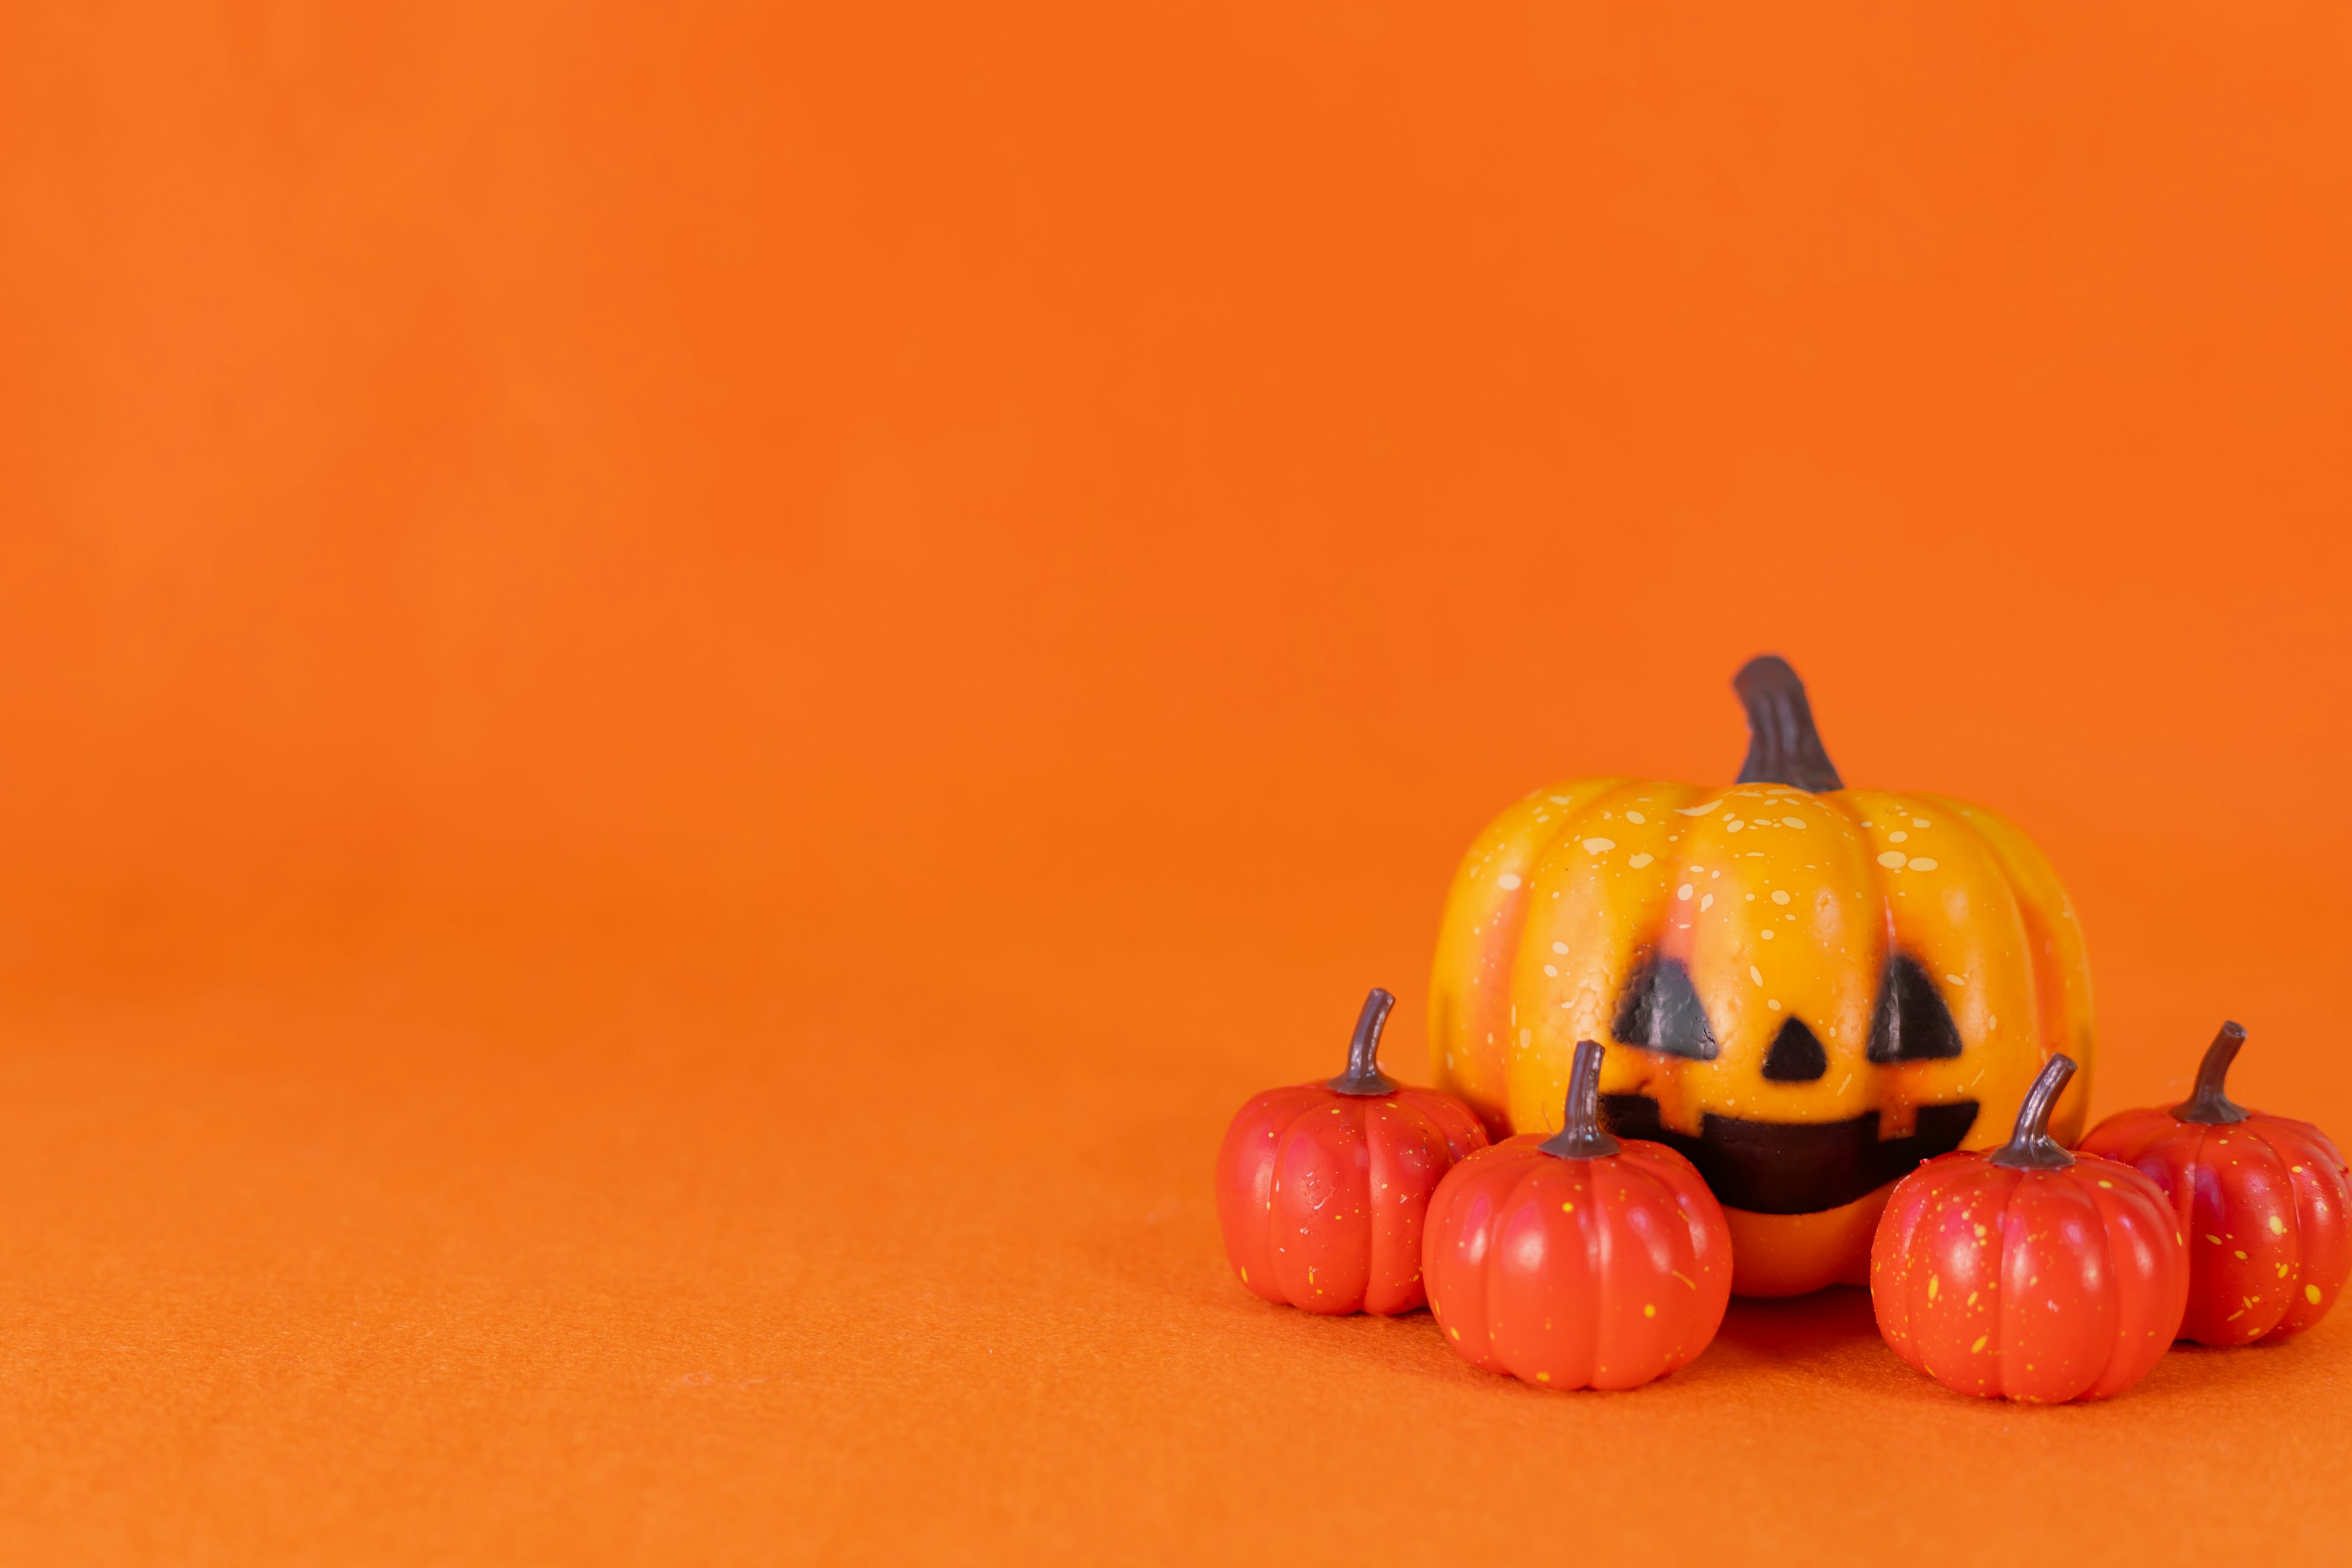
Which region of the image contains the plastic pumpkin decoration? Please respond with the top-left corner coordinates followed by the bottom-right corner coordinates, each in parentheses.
top-left (1428, 655), bottom-right (2092, 1297)
top-left (1421, 1039), bottom-right (1732, 1390)
top-left (1215, 988), bottom-right (1488, 1315)
top-left (1871, 1055), bottom-right (2186, 1402)
top-left (2077, 1022), bottom-right (2349, 1345)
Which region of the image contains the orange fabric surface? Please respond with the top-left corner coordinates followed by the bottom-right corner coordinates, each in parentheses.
top-left (4, 2), bottom-right (2351, 1562)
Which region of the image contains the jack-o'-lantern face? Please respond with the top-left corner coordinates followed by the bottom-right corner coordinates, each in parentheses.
top-left (1427, 658), bottom-right (2093, 1296)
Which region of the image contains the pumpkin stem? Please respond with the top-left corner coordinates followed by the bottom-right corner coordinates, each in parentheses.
top-left (1989, 1055), bottom-right (2077, 1170)
top-left (1537, 1039), bottom-right (1622, 1159)
top-left (2173, 1021), bottom-right (2251, 1125)
top-left (1733, 655), bottom-right (1844, 793)
top-left (1326, 988), bottom-right (1398, 1096)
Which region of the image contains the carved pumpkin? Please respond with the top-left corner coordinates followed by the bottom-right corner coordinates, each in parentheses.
top-left (2077, 1022), bottom-right (2350, 1345)
top-left (1422, 1039), bottom-right (1732, 1390)
top-left (1428, 656), bottom-right (2094, 1297)
top-left (1215, 989), bottom-right (1488, 1314)
top-left (1871, 1055), bottom-right (2187, 1402)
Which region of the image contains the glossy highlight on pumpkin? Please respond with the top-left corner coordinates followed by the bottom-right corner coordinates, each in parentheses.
top-left (1215, 989), bottom-right (1487, 1315)
top-left (1423, 1040), bottom-right (1732, 1390)
top-left (2077, 1023), bottom-right (2350, 1345)
top-left (1871, 1056), bottom-right (2187, 1403)
top-left (1428, 655), bottom-right (2093, 1297)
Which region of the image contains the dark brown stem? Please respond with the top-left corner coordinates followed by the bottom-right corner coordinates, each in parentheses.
top-left (1326, 989), bottom-right (1398, 1096)
top-left (2171, 1021), bottom-right (2251, 1125)
top-left (1733, 655), bottom-right (1844, 792)
top-left (1537, 1039), bottom-right (1622, 1159)
top-left (1989, 1055), bottom-right (2077, 1170)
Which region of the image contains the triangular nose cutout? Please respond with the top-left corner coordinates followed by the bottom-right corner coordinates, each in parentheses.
top-left (1611, 956), bottom-right (1719, 1061)
top-left (1762, 1017), bottom-right (1829, 1082)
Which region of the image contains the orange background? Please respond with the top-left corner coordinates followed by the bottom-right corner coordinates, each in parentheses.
top-left (4, 2), bottom-right (2350, 1562)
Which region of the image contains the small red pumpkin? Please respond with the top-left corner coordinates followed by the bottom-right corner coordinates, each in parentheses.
top-left (1872, 1054), bottom-right (2187, 1401)
top-left (2076, 1022), bottom-right (2350, 1345)
top-left (1421, 1039), bottom-right (1732, 1390)
top-left (1216, 988), bottom-right (1488, 1314)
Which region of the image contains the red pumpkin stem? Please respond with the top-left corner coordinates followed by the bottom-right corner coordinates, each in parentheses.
top-left (1537, 1039), bottom-right (1622, 1160)
top-left (1989, 1054), bottom-right (2077, 1170)
top-left (1327, 988), bottom-right (1398, 1096)
top-left (1733, 655), bottom-right (1844, 793)
top-left (2172, 1021), bottom-right (2251, 1125)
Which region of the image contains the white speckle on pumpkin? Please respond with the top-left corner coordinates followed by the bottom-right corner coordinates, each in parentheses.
top-left (1912, 817), bottom-right (1931, 827)
top-left (1552, 941), bottom-right (1570, 954)
top-left (1700, 894), bottom-right (1714, 911)
top-left (1771, 891), bottom-right (1791, 905)
top-left (1676, 801), bottom-right (1721, 817)
top-left (1727, 820), bottom-right (1745, 833)
top-left (1760, 929), bottom-right (1774, 940)
top-left (1877, 851), bottom-right (1907, 870)
top-left (1767, 998), bottom-right (1782, 1011)
top-left (1499, 873), bottom-right (1522, 889)
top-left (1946, 973), bottom-right (1966, 986)
top-left (1625, 810), bottom-right (1646, 824)
top-left (1583, 837), bottom-right (1615, 854)
top-left (1749, 966), bottom-right (1764, 986)
top-left (1908, 857), bottom-right (1937, 872)
top-left (1678, 884), bottom-right (1694, 900)
top-left (1543, 964), bottom-right (1558, 976)
top-left (1629, 853), bottom-right (1654, 869)
top-left (1782, 816), bottom-right (1807, 829)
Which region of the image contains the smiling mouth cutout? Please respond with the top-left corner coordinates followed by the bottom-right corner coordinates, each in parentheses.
top-left (1600, 1095), bottom-right (1981, 1213)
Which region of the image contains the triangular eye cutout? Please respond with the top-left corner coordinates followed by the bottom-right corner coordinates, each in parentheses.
top-left (1762, 1017), bottom-right (1828, 1082)
top-left (1867, 954), bottom-right (1964, 1063)
top-left (1611, 955), bottom-right (1719, 1061)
